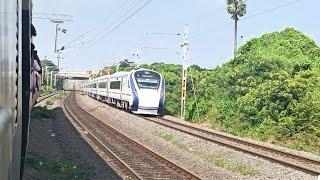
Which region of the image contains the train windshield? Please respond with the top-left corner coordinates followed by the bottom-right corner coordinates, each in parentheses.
top-left (134, 70), bottom-right (161, 89)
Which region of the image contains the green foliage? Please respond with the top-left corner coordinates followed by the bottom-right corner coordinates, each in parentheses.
top-left (226, 0), bottom-right (247, 17)
top-left (146, 28), bottom-right (320, 155)
top-left (152, 130), bottom-right (256, 176)
top-left (40, 86), bottom-right (55, 94)
top-left (193, 150), bottom-right (257, 176)
top-left (42, 59), bottom-right (59, 72)
top-left (98, 28), bottom-right (320, 155)
top-left (27, 153), bottom-right (91, 179)
top-left (31, 106), bottom-right (55, 119)
top-left (140, 63), bottom-right (183, 115)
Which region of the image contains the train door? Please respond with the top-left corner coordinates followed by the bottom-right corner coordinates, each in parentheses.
top-left (21, 0), bottom-right (32, 178)
top-left (121, 77), bottom-right (130, 102)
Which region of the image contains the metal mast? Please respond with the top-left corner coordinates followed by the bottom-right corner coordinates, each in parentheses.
top-left (133, 48), bottom-right (140, 68)
top-left (52, 20), bottom-right (64, 53)
top-left (180, 25), bottom-right (189, 119)
top-left (33, 12), bottom-right (73, 69)
top-left (146, 25), bottom-right (190, 119)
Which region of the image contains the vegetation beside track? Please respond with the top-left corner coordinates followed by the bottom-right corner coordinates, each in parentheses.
top-left (98, 28), bottom-right (320, 155)
top-left (152, 130), bottom-right (257, 176)
top-left (31, 106), bottom-right (56, 119)
top-left (40, 86), bottom-right (55, 94)
top-left (26, 153), bottom-right (91, 180)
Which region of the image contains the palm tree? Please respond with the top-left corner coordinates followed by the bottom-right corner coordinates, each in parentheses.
top-left (226, 0), bottom-right (247, 59)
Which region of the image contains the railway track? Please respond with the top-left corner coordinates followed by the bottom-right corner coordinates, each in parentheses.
top-left (63, 92), bottom-right (201, 180)
top-left (37, 93), bottom-right (58, 103)
top-left (141, 116), bottom-right (320, 176)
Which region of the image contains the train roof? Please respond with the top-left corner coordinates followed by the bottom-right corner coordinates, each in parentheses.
top-left (56, 71), bottom-right (90, 78)
top-left (86, 68), bottom-right (162, 84)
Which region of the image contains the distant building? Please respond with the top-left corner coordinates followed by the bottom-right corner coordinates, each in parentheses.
top-left (55, 71), bottom-right (90, 90)
top-left (103, 66), bottom-right (111, 75)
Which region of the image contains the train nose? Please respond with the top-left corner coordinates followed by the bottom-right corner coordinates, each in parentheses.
top-left (139, 92), bottom-right (160, 107)
top-left (138, 90), bottom-right (160, 107)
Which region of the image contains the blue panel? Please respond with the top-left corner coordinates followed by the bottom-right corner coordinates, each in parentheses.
top-left (129, 73), bottom-right (139, 111)
top-left (158, 78), bottom-right (165, 115)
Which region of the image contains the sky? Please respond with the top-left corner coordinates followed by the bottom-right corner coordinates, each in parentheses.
top-left (33, 0), bottom-right (320, 72)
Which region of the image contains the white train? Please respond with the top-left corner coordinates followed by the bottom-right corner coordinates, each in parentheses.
top-left (83, 69), bottom-right (165, 115)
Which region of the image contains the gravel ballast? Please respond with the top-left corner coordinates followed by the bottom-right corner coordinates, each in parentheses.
top-left (77, 93), bottom-right (318, 180)
top-left (23, 94), bottom-right (120, 180)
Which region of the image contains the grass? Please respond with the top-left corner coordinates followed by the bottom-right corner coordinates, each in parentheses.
top-left (40, 86), bottom-right (55, 94)
top-left (27, 153), bottom-right (91, 180)
top-left (152, 131), bottom-right (174, 141)
top-left (152, 130), bottom-right (257, 176)
top-left (31, 106), bottom-right (55, 119)
top-left (280, 132), bottom-right (320, 156)
top-left (193, 150), bottom-right (257, 176)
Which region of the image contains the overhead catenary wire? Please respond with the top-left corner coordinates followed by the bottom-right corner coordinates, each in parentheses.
top-left (65, 0), bottom-right (152, 53)
top-left (189, 0), bottom-right (304, 39)
top-left (63, 0), bottom-right (153, 58)
top-left (63, 0), bottom-right (133, 49)
top-left (241, 0), bottom-right (303, 20)
top-left (81, 0), bottom-right (148, 48)
top-left (84, 0), bottom-right (153, 49)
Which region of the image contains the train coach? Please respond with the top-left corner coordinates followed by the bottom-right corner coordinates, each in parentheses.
top-left (83, 68), bottom-right (165, 115)
top-left (1, 0), bottom-right (38, 179)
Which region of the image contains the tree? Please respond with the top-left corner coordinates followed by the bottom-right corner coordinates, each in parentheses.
top-left (226, 0), bottom-right (247, 60)
top-left (41, 59), bottom-right (59, 71)
top-left (119, 59), bottom-right (134, 68)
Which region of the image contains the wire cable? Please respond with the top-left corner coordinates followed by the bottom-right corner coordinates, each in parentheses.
top-left (242, 0), bottom-right (303, 20)
top-left (64, 0), bottom-right (153, 57)
top-left (83, 0), bottom-right (146, 47)
top-left (63, 0), bottom-right (133, 48)
top-left (189, 0), bottom-right (304, 39)
top-left (86, 0), bottom-right (153, 49)
top-left (65, 0), bottom-right (147, 51)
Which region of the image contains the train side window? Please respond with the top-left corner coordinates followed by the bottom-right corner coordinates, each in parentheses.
top-left (99, 82), bottom-right (107, 88)
top-left (110, 81), bottom-right (121, 89)
top-left (93, 83), bottom-right (97, 88)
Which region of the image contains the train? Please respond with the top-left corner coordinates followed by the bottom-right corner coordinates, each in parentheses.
top-left (63, 79), bottom-right (88, 91)
top-left (55, 72), bottom-right (90, 91)
top-left (0, 0), bottom-right (38, 179)
top-left (83, 69), bottom-right (165, 115)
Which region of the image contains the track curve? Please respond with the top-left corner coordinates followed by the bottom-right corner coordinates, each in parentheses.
top-left (64, 92), bottom-right (201, 180)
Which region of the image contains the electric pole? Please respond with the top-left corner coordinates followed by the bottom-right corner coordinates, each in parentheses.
top-left (57, 51), bottom-right (62, 70)
top-left (147, 25), bottom-right (190, 119)
top-left (52, 20), bottom-right (64, 53)
top-left (133, 48), bottom-right (140, 68)
top-left (50, 71), bottom-right (53, 88)
top-left (33, 12), bottom-right (72, 70)
top-left (180, 25), bottom-right (189, 119)
top-left (114, 55), bottom-right (120, 72)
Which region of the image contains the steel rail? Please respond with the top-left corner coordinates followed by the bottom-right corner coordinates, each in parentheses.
top-left (63, 93), bottom-right (142, 179)
top-left (37, 93), bottom-right (58, 103)
top-left (64, 92), bottom-right (201, 179)
top-left (142, 116), bottom-right (320, 176)
top-left (81, 93), bottom-right (320, 176)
